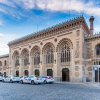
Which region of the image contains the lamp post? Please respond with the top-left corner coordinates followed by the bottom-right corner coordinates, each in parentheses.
top-left (18, 63), bottom-right (20, 68)
top-left (54, 59), bottom-right (56, 64)
top-left (27, 62), bottom-right (30, 67)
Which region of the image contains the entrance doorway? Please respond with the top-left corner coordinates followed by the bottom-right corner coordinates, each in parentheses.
top-left (95, 68), bottom-right (100, 82)
top-left (62, 68), bottom-right (69, 81)
top-left (35, 70), bottom-right (39, 76)
top-left (24, 70), bottom-right (28, 76)
top-left (47, 69), bottom-right (53, 77)
top-left (4, 72), bottom-right (6, 77)
top-left (16, 71), bottom-right (19, 77)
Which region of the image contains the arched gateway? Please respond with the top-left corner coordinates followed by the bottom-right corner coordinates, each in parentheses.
top-left (62, 68), bottom-right (69, 81)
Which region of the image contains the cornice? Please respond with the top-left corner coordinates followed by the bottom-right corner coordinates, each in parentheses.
top-left (85, 34), bottom-right (100, 41)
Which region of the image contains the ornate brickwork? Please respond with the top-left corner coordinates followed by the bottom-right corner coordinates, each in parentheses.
top-left (86, 43), bottom-right (93, 59)
top-left (76, 30), bottom-right (80, 37)
top-left (75, 61), bottom-right (80, 65)
top-left (75, 66), bottom-right (79, 71)
top-left (87, 66), bottom-right (92, 71)
top-left (75, 72), bottom-right (80, 77)
top-left (88, 72), bottom-right (92, 77)
top-left (75, 41), bottom-right (80, 58)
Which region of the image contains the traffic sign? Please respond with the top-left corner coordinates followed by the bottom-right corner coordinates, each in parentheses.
top-left (93, 67), bottom-right (98, 71)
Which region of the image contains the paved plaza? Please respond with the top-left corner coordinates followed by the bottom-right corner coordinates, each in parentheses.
top-left (0, 82), bottom-right (100, 100)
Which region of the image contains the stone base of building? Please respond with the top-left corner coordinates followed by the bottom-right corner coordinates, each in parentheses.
top-left (54, 77), bottom-right (83, 82)
top-left (70, 77), bottom-right (82, 82)
top-left (86, 77), bottom-right (95, 82)
top-left (54, 77), bottom-right (62, 81)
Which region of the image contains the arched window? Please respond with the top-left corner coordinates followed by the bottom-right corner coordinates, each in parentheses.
top-left (34, 50), bottom-right (40, 65)
top-left (0, 61), bottom-right (2, 66)
top-left (47, 69), bottom-right (53, 77)
top-left (24, 53), bottom-right (29, 66)
top-left (97, 45), bottom-right (100, 55)
top-left (15, 55), bottom-right (19, 67)
top-left (46, 47), bottom-right (54, 64)
top-left (16, 71), bottom-right (19, 77)
top-left (35, 70), bottom-right (39, 76)
top-left (24, 70), bottom-right (28, 76)
top-left (61, 43), bottom-right (70, 62)
top-left (4, 60), bottom-right (7, 66)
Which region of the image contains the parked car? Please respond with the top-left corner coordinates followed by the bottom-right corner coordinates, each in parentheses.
top-left (0, 76), bottom-right (3, 81)
top-left (40, 76), bottom-right (54, 84)
top-left (2, 75), bottom-right (20, 83)
top-left (20, 75), bottom-right (44, 84)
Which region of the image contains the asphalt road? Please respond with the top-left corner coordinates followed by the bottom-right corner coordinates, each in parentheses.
top-left (0, 82), bottom-right (100, 100)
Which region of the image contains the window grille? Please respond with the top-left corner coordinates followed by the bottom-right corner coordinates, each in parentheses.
top-left (97, 45), bottom-right (100, 55)
top-left (24, 53), bottom-right (29, 66)
top-left (5, 60), bottom-right (7, 66)
top-left (34, 51), bottom-right (40, 65)
top-left (46, 47), bottom-right (54, 64)
top-left (61, 43), bottom-right (70, 62)
top-left (15, 55), bottom-right (19, 67)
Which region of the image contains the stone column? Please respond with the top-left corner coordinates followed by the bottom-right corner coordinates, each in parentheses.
top-left (70, 50), bottom-right (74, 82)
top-left (40, 54), bottom-right (43, 76)
top-left (11, 59), bottom-right (15, 75)
top-left (19, 56), bottom-right (23, 77)
top-left (29, 56), bottom-right (32, 75)
top-left (53, 52), bottom-right (58, 81)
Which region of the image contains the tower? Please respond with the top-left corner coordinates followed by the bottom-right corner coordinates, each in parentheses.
top-left (89, 16), bottom-right (94, 35)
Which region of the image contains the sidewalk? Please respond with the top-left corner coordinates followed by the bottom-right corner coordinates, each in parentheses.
top-left (54, 81), bottom-right (100, 86)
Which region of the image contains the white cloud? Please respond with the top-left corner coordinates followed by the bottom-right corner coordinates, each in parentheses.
top-left (0, 20), bottom-right (3, 25)
top-left (13, 0), bottom-right (35, 9)
top-left (0, 0), bottom-right (100, 18)
top-left (0, 33), bottom-right (4, 36)
top-left (94, 26), bottom-right (100, 33)
top-left (0, 33), bottom-right (19, 55)
top-left (36, 0), bottom-right (100, 16)
top-left (0, 0), bottom-right (16, 7)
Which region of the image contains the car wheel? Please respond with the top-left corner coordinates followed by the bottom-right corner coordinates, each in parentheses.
top-left (17, 81), bottom-right (19, 83)
top-left (10, 79), bottom-right (13, 83)
top-left (20, 80), bottom-right (23, 84)
top-left (2, 79), bottom-right (4, 83)
top-left (31, 80), bottom-right (34, 85)
top-left (44, 80), bottom-right (47, 84)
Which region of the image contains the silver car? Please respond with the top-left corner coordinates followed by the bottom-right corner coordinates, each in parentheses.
top-left (2, 75), bottom-right (20, 83)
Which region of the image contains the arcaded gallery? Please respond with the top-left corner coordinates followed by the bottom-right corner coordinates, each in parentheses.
top-left (0, 16), bottom-right (100, 82)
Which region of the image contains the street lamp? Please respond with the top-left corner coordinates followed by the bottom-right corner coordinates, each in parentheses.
top-left (54, 59), bottom-right (56, 64)
top-left (27, 62), bottom-right (30, 67)
top-left (18, 63), bottom-right (20, 68)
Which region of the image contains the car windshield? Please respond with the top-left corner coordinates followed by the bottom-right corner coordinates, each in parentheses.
top-left (41, 76), bottom-right (48, 78)
top-left (13, 75), bottom-right (17, 77)
top-left (35, 75), bottom-right (40, 78)
top-left (20, 76), bottom-right (23, 78)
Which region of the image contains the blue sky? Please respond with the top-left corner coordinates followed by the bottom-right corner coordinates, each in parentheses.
top-left (0, 0), bottom-right (100, 55)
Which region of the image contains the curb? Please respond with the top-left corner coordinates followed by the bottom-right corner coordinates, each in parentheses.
top-left (54, 82), bottom-right (100, 86)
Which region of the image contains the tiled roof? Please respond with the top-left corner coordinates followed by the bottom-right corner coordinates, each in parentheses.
top-left (0, 54), bottom-right (9, 58)
top-left (8, 15), bottom-right (83, 44)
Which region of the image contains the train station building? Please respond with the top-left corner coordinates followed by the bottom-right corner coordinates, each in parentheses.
top-left (0, 16), bottom-right (100, 82)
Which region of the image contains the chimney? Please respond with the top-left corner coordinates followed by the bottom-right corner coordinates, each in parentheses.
top-left (89, 16), bottom-right (94, 35)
